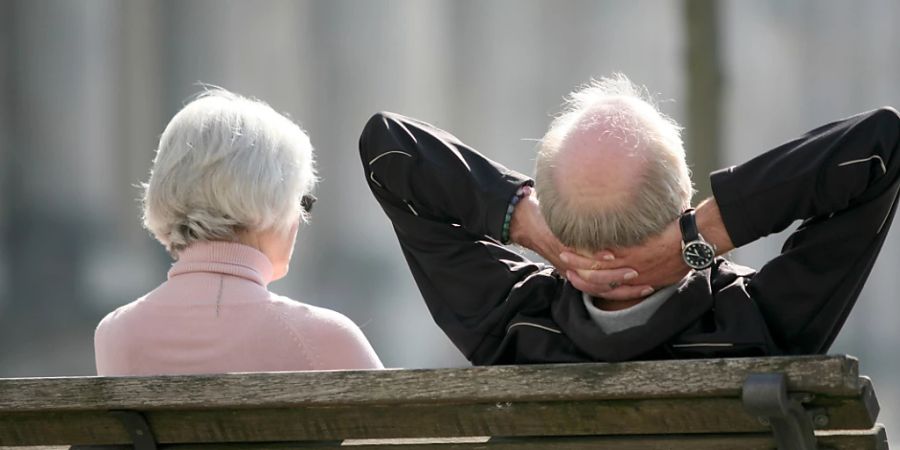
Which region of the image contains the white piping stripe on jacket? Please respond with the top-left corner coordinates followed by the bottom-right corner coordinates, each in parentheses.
top-left (368, 150), bottom-right (413, 166)
top-left (671, 342), bottom-right (734, 348)
top-left (507, 322), bottom-right (562, 335)
top-left (838, 155), bottom-right (887, 175)
top-left (836, 155), bottom-right (896, 234)
top-left (878, 188), bottom-right (900, 234)
top-left (369, 171), bottom-right (383, 188)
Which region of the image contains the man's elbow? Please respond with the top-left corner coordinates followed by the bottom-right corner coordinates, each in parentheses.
top-left (872, 106), bottom-right (900, 131)
top-left (870, 107), bottom-right (900, 149)
top-left (359, 111), bottom-right (395, 161)
top-left (364, 111), bottom-right (394, 135)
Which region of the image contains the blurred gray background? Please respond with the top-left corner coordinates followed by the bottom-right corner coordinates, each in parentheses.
top-left (1, 0), bottom-right (898, 445)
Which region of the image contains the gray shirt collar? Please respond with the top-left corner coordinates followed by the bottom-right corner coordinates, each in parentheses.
top-left (582, 284), bottom-right (680, 334)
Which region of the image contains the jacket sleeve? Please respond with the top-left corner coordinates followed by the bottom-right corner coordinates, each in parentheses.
top-left (359, 112), bottom-right (563, 364)
top-left (710, 107), bottom-right (900, 247)
top-left (709, 107), bottom-right (900, 353)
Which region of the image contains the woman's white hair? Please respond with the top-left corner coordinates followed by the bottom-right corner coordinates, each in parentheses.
top-left (142, 88), bottom-right (316, 254)
top-left (534, 74), bottom-right (693, 251)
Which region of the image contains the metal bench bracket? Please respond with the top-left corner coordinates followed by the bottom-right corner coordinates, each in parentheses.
top-left (109, 410), bottom-right (158, 450)
top-left (742, 373), bottom-right (818, 450)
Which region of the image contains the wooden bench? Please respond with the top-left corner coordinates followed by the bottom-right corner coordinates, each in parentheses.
top-left (0, 355), bottom-right (887, 449)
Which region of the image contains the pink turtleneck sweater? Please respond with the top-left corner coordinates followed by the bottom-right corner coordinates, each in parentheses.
top-left (94, 241), bottom-right (383, 375)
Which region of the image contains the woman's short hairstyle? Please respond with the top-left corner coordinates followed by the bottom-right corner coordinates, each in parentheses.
top-left (534, 75), bottom-right (693, 251)
top-left (142, 88), bottom-right (316, 254)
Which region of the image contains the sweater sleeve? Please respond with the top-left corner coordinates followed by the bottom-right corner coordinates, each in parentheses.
top-left (93, 310), bottom-right (122, 376)
top-left (310, 308), bottom-right (384, 370)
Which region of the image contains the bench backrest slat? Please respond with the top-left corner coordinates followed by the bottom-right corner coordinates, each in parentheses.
top-left (0, 355), bottom-right (860, 411)
top-left (0, 427), bottom-right (888, 450)
top-left (0, 397), bottom-right (879, 446)
top-left (0, 355), bottom-right (879, 448)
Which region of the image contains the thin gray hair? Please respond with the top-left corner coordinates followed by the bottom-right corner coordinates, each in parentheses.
top-left (534, 74), bottom-right (693, 251)
top-left (142, 88), bottom-right (317, 254)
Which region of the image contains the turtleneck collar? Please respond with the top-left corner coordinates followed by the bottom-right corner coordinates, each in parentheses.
top-left (168, 241), bottom-right (274, 286)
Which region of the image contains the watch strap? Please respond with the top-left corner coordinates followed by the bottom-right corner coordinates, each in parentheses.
top-left (679, 208), bottom-right (700, 243)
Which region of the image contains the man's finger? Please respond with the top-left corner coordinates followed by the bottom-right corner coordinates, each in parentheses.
top-left (560, 251), bottom-right (622, 270)
top-left (566, 270), bottom-right (610, 294)
top-left (592, 250), bottom-right (616, 261)
top-left (597, 285), bottom-right (655, 302)
top-left (574, 267), bottom-right (638, 285)
top-left (559, 251), bottom-right (600, 269)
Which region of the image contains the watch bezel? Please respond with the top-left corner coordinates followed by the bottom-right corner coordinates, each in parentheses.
top-left (681, 239), bottom-right (716, 270)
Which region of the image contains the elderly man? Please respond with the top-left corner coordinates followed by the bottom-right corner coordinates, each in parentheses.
top-left (359, 75), bottom-right (900, 364)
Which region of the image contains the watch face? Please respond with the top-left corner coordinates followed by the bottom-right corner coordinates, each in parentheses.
top-left (683, 241), bottom-right (715, 269)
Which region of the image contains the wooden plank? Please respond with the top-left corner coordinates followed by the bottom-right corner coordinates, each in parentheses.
top-left (205, 426), bottom-right (888, 450)
top-left (0, 425), bottom-right (887, 449)
top-left (0, 356), bottom-right (860, 412)
top-left (0, 396), bottom-right (876, 446)
top-left (858, 377), bottom-right (881, 427)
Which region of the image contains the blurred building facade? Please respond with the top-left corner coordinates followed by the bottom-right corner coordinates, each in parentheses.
top-left (1, 0), bottom-right (898, 444)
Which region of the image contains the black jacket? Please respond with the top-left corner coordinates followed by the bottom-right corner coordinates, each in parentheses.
top-left (359, 108), bottom-right (900, 365)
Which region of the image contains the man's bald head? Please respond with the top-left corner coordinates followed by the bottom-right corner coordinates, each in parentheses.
top-left (534, 75), bottom-right (693, 252)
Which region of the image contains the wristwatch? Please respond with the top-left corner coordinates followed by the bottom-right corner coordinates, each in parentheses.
top-left (679, 208), bottom-right (716, 270)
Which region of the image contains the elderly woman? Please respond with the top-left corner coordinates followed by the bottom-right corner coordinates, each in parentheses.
top-left (94, 90), bottom-right (383, 375)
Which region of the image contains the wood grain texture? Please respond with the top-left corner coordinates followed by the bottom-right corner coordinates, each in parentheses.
top-left (0, 355), bottom-right (876, 447)
top-left (0, 425), bottom-right (888, 449)
top-left (0, 394), bottom-right (877, 445)
top-left (0, 356), bottom-right (861, 412)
